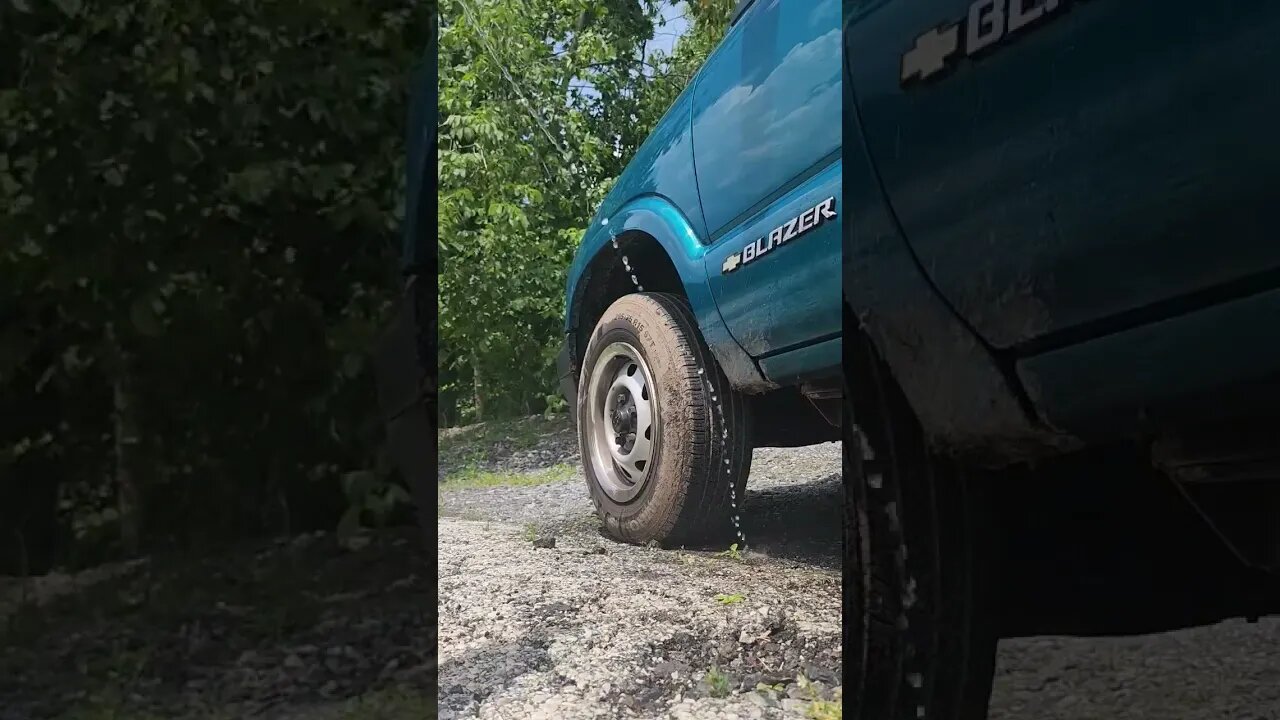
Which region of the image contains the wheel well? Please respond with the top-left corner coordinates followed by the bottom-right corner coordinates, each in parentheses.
top-left (844, 303), bottom-right (1279, 634)
top-left (569, 232), bottom-right (686, 379)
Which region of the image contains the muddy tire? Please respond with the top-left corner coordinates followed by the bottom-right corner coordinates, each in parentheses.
top-left (846, 324), bottom-right (999, 720)
top-left (577, 293), bottom-right (751, 546)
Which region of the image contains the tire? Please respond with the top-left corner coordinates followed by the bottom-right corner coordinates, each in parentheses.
top-left (846, 323), bottom-right (999, 720)
top-left (576, 292), bottom-right (751, 546)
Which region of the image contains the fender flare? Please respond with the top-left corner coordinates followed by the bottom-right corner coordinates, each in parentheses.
top-left (565, 195), bottom-right (774, 393)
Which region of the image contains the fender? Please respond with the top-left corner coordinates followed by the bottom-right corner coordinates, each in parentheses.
top-left (843, 44), bottom-right (1077, 465)
top-left (565, 195), bottom-right (774, 393)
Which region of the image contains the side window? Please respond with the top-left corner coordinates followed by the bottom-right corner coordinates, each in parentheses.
top-left (730, 0), bottom-right (757, 28)
top-left (690, 0), bottom-right (842, 242)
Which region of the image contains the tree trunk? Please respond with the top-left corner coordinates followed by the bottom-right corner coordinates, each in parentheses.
top-left (107, 326), bottom-right (141, 557)
top-left (471, 350), bottom-right (486, 422)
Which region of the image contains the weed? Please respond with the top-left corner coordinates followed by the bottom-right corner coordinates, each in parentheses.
top-left (522, 523), bottom-right (539, 542)
top-left (717, 543), bottom-right (743, 562)
top-left (704, 666), bottom-right (731, 698)
top-left (714, 593), bottom-right (745, 605)
top-left (795, 673), bottom-right (842, 719)
top-left (806, 698), bottom-right (842, 720)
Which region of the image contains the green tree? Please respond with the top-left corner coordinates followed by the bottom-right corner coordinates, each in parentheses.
top-left (437, 0), bottom-right (731, 424)
top-left (0, 0), bottom-right (432, 569)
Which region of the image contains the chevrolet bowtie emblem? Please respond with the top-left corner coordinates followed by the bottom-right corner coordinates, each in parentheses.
top-left (719, 197), bottom-right (836, 275)
top-left (901, 24), bottom-right (959, 83)
top-left (901, 0), bottom-right (1071, 88)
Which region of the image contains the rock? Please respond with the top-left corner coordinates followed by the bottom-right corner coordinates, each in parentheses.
top-left (781, 698), bottom-right (808, 714)
top-left (283, 654), bottom-right (304, 670)
top-left (533, 536), bottom-right (556, 549)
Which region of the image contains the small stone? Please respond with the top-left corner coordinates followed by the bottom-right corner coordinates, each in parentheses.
top-left (283, 654), bottom-right (304, 669)
top-left (533, 536), bottom-right (556, 549)
top-left (782, 698), bottom-right (807, 714)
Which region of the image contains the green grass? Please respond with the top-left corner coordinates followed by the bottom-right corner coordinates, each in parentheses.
top-left (806, 698), bottom-right (842, 720)
top-left (439, 463), bottom-right (575, 490)
top-left (703, 666), bottom-right (731, 699)
top-left (714, 593), bottom-right (745, 605)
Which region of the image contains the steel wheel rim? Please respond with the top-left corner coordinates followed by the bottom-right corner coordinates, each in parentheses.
top-left (585, 341), bottom-right (659, 503)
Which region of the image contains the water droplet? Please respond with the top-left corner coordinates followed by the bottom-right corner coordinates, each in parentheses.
top-left (698, 368), bottom-right (704, 375)
top-left (601, 218), bottom-right (609, 226)
top-left (637, 285), bottom-right (644, 291)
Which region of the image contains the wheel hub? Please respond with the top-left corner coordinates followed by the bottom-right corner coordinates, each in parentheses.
top-left (585, 342), bottom-right (658, 503)
top-left (611, 391), bottom-right (638, 451)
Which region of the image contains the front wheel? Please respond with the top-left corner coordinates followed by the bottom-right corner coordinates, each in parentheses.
top-left (576, 293), bottom-right (751, 546)
top-left (846, 325), bottom-right (999, 720)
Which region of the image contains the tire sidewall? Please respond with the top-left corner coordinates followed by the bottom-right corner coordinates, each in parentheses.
top-left (577, 296), bottom-right (701, 541)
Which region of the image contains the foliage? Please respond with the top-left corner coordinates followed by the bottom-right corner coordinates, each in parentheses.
top-left (437, 0), bottom-right (733, 425)
top-left (0, 0), bottom-right (432, 571)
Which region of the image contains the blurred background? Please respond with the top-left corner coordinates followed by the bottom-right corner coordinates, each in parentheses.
top-left (0, 0), bottom-right (432, 575)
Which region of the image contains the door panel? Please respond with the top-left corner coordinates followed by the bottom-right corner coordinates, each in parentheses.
top-left (847, 0), bottom-right (1280, 349)
top-left (693, 0), bottom-right (842, 357)
top-left (704, 162), bottom-right (842, 356)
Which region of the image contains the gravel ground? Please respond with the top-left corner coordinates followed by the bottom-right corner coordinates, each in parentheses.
top-left (0, 531), bottom-right (435, 720)
top-left (440, 415), bottom-right (1280, 720)
top-left (438, 418), bottom-right (843, 719)
top-left (993, 623), bottom-right (1280, 720)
